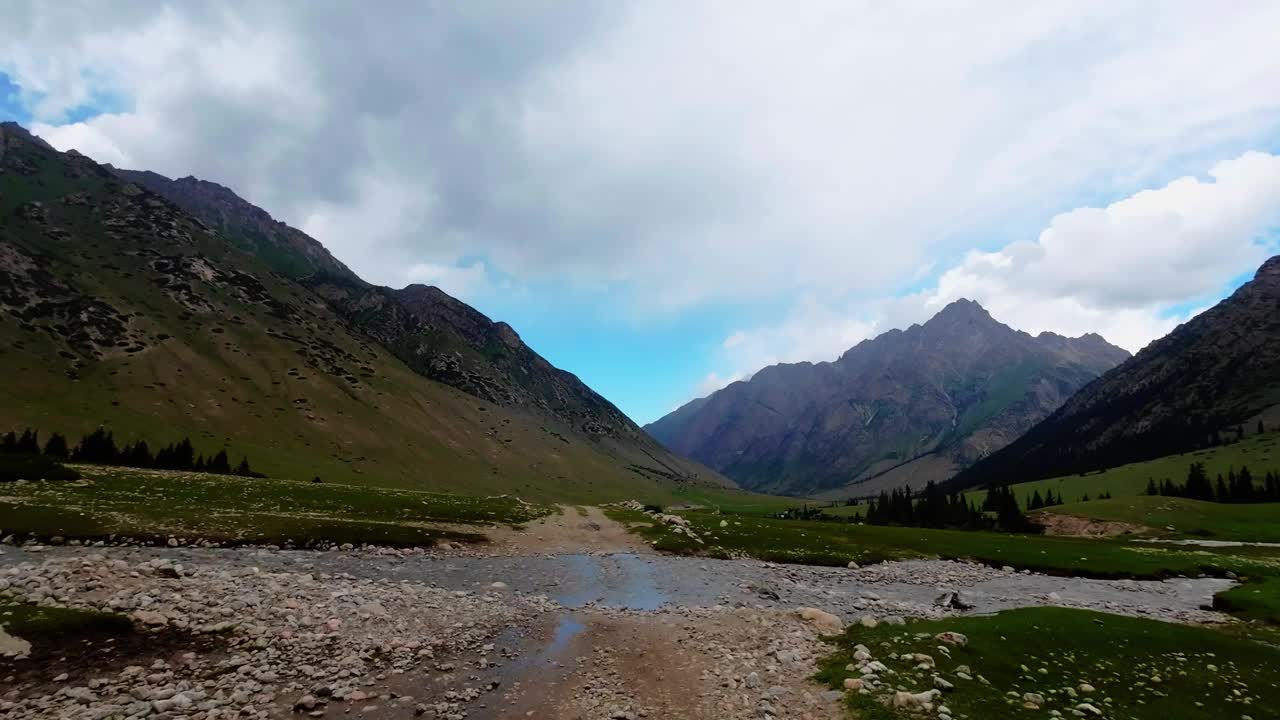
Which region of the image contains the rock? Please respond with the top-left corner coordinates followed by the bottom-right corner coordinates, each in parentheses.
top-left (934, 677), bottom-right (954, 691)
top-left (1078, 683), bottom-right (1096, 694)
top-left (843, 678), bottom-right (864, 691)
top-left (796, 607), bottom-right (844, 635)
top-left (1075, 702), bottom-right (1102, 715)
top-left (1023, 692), bottom-right (1046, 705)
top-left (745, 671), bottom-right (760, 688)
top-left (133, 610), bottom-right (168, 627)
top-left (858, 615), bottom-right (878, 628)
top-left (933, 592), bottom-right (975, 610)
top-left (935, 631), bottom-right (968, 647)
top-left (847, 561), bottom-right (859, 570)
top-left (891, 689), bottom-right (939, 708)
top-left (719, 520), bottom-right (729, 528)
top-left (489, 582), bottom-right (509, 591)
top-left (294, 694), bottom-right (319, 711)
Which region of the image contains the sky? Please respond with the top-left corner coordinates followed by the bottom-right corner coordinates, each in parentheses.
top-left (3, 1), bottom-right (1280, 425)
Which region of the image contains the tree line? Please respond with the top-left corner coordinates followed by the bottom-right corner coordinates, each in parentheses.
top-left (1145, 462), bottom-right (1280, 503)
top-left (863, 482), bottom-right (1039, 533)
top-left (1, 427), bottom-right (264, 477)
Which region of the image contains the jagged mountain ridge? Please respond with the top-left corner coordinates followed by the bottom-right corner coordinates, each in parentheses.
top-left (949, 255), bottom-right (1280, 490)
top-left (105, 162), bottom-right (682, 466)
top-left (104, 166), bottom-right (360, 283)
top-left (0, 121), bottom-right (727, 499)
top-left (646, 300), bottom-right (1130, 496)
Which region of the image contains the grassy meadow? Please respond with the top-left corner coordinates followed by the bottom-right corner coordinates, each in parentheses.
top-left (606, 506), bottom-right (1280, 579)
top-left (1049, 495), bottom-right (1280, 542)
top-left (817, 607), bottom-right (1280, 720)
top-left (0, 465), bottom-right (553, 547)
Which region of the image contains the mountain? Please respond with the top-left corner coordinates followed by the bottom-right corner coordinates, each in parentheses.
top-left (646, 300), bottom-right (1130, 496)
top-left (0, 121), bottom-right (726, 501)
top-left (949, 255), bottom-right (1280, 490)
top-left (103, 166), bottom-right (359, 283)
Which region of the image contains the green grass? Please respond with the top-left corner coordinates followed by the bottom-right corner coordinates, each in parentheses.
top-left (1046, 496), bottom-right (1280, 543)
top-left (606, 508), bottom-right (1280, 579)
top-left (660, 486), bottom-right (818, 516)
top-left (0, 464), bottom-right (552, 546)
top-left (817, 607), bottom-right (1280, 720)
top-left (1215, 575), bottom-right (1280, 625)
top-left (0, 597), bottom-right (133, 652)
top-left (964, 432), bottom-right (1280, 507)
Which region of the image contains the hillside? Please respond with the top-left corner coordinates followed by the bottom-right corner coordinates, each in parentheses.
top-left (104, 166), bottom-right (359, 283)
top-left (646, 300), bottom-right (1129, 496)
top-left (949, 254), bottom-right (1280, 491)
top-left (0, 121), bottom-right (727, 502)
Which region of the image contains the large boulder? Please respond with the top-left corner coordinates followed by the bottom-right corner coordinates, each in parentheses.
top-left (796, 607), bottom-right (844, 635)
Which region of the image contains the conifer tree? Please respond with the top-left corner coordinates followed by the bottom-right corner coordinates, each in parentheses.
top-left (43, 432), bottom-right (69, 458)
top-left (208, 449), bottom-right (231, 474)
top-left (15, 429), bottom-right (39, 454)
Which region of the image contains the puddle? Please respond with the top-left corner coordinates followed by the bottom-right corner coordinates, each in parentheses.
top-left (551, 553), bottom-right (668, 610)
top-left (545, 615), bottom-right (586, 655)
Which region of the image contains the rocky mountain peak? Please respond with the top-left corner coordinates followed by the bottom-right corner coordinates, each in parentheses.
top-left (922, 298), bottom-right (998, 329)
top-left (647, 300), bottom-right (1128, 496)
top-left (1257, 254), bottom-right (1280, 279)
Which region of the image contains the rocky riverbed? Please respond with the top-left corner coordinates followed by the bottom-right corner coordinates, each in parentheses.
top-left (0, 529), bottom-right (1235, 719)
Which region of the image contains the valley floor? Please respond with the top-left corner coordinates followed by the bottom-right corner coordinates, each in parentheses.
top-left (0, 506), bottom-right (1251, 720)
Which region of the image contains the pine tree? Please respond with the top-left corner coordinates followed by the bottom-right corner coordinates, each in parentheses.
top-left (43, 432), bottom-right (69, 458)
top-left (73, 428), bottom-right (119, 464)
top-left (1216, 474), bottom-right (1229, 503)
top-left (234, 457), bottom-right (253, 476)
top-left (1082, 493), bottom-right (1091, 502)
top-left (15, 429), bottom-right (39, 454)
top-left (0, 431), bottom-right (16, 454)
top-left (1259, 420), bottom-right (1267, 436)
top-left (208, 449), bottom-right (231, 474)
top-left (1237, 466), bottom-right (1255, 502)
top-left (1146, 478), bottom-right (1158, 496)
top-left (175, 438), bottom-right (195, 470)
top-left (1185, 462), bottom-right (1214, 501)
top-left (1029, 490), bottom-right (1044, 511)
top-left (124, 440), bottom-right (153, 468)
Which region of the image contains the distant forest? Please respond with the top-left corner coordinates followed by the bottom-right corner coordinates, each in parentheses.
top-left (1, 427), bottom-right (264, 478)
top-left (1147, 462), bottom-right (1280, 504)
top-left (783, 481), bottom-right (1039, 533)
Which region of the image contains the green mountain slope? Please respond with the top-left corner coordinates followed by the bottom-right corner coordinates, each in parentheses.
top-left (949, 254), bottom-right (1280, 490)
top-left (0, 121), bottom-right (727, 502)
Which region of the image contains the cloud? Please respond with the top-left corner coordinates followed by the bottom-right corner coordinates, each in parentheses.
top-left (900, 151), bottom-right (1280, 350)
top-left (696, 371), bottom-right (745, 397)
top-left (4, 1), bottom-right (1280, 303)
top-left (404, 261), bottom-right (491, 302)
top-left (706, 296), bottom-right (879, 389)
top-left (705, 151), bottom-right (1280, 396)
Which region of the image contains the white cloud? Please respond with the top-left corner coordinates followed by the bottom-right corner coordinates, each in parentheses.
top-left (31, 118), bottom-right (134, 167)
top-left (706, 296), bottom-right (879, 390)
top-left (704, 151), bottom-right (1280, 399)
top-left (3, 1), bottom-right (1280, 305)
top-left (696, 371), bottom-right (745, 397)
top-left (404, 261), bottom-right (490, 302)
top-left (904, 151), bottom-right (1280, 351)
